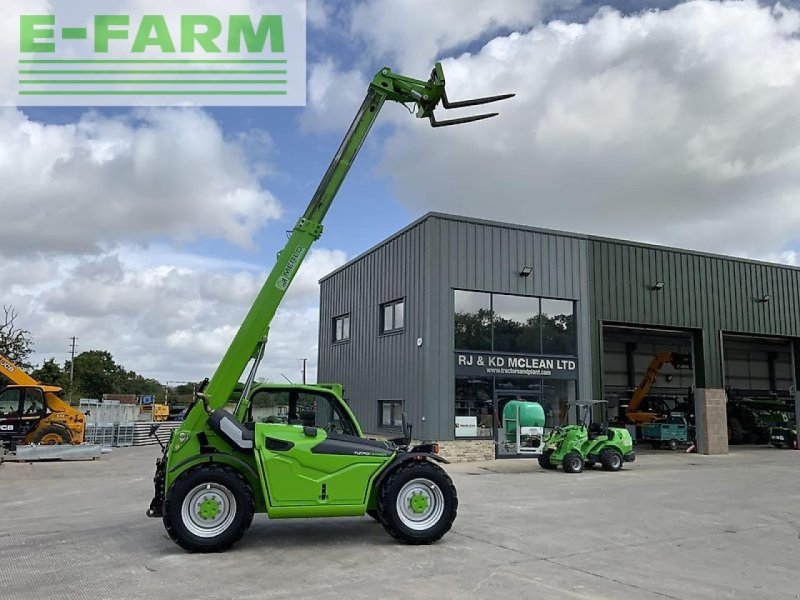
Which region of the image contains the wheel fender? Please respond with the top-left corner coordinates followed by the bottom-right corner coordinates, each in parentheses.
top-left (373, 453), bottom-right (448, 492)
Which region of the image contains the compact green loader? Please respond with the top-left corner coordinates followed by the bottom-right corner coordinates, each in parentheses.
top-left (146, 64), bottom-right (513, 552)
top-left (538, 400), bottom-right (635, 473)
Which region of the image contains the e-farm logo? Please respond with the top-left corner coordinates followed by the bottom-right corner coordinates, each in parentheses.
top-left (9, 0), bottom-right (306, 107)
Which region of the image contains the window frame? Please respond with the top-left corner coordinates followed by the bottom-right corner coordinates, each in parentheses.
top-left (453, 289), bottom-right (578, 358)
top-left (380, 298), bottom-right (405, 335)
top-left (378, 399), bottom-right (404, 431)
top-left (332, 313), bottom-right (351, 344)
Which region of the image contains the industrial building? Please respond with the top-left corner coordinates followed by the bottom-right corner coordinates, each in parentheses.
top-left (318, 213), bottom-right (800, 460)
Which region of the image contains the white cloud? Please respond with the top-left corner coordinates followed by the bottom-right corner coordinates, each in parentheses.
top-left (301, 58), bottom-right (369, 132)
top-left (350, 0), bottom-right (574, 72)
top-left (0, 107), bottom-right (281, 255)
top-left (19, 247), bottom-right (347, 384)
top-left (378, 0), bottom-right (800, 257)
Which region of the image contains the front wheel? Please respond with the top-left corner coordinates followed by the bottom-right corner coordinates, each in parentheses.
top-left (163, 464), bottom-right (254, 553)
top-left (562, 451), bottom-right (584, 473)
top-left (378, 461), bottom-right (457, 545)
top-left (32, 424), bottom-right (72, 445)
top-left (538, 449), bottom-right (557, 470)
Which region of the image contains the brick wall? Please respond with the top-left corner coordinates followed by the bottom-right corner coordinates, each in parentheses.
top-left (695, 388), bottom-right (729, 455)
top-left (437, 439), bottom-right (495, 463)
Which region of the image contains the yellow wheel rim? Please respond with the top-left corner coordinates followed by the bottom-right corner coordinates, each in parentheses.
top-left (40, 433), bottom-right (62, 445)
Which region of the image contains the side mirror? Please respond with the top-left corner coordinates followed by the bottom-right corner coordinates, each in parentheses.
top-left (402, 412), bottom-right (412, 445)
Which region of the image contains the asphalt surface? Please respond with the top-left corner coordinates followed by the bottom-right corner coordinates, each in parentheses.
top-left (0, 445), bottom-right (798, 600)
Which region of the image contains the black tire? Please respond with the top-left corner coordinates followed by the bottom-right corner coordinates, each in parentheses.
top-left (600, 448), bottom-right (623, 472)
top-left (377, 461), bottom-right (457, 545)
top-left (31, 424), bottom-right (72, 445)
top-left (727, 416), bottom-right (744, 445)
top-left (163, 463), bottom-right (254, 553)
top-left (538, 449), bottom-right (557, 470)
top-left (651, 441), bottom-right (661, 450)
top-left (562, 451), bottom-right (584, 474)
top-left (366, 509), bottom-right (382, 523)
top-left (668, 439), bottom-right (679, 451)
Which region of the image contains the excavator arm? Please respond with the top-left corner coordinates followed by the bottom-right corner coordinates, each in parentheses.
top-left (627, 351), bottom-right (693, 420)
top-left (182, 64), bottom-right (514, 431)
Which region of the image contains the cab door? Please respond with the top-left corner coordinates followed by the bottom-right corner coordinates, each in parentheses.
top-left (0, 387), bottom-right (44, 444)
top-left (253, 390), bottom-right (392, 510)
top-left (0, 388), bottom-right (23, 439)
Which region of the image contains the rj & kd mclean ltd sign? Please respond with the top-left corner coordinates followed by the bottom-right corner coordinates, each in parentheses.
top-left (455, 352), bottom-right (578, 379)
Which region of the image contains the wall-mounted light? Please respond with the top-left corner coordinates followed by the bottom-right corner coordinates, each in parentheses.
top-left (665, 374), bottom-right (674, 383)
top-left (757, 294), bottom-right (771, 303)
top-left (649, 281), bottom-right (665, 291)
top-left (518, 266), bottom-right (533, 277)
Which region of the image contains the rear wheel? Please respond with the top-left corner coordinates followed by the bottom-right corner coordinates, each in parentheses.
top-left (538, 449), bottom-right (557, 470)
top-left (667, 439), bottom-right (679, 451)
top-left (600, 448), bottom-right (623, 472)
top-left (32, 424), bottom-right (72, 445)
top-left (727, 417), bottom-right (744, 445)
top-left (366, 509), bottom-right (382, 523)
top-left (163, 464), bottom-right (254, 553)
top-left (562, 452), bottom-right (584, 473)
top-left (378, 461), bottom-right (457, 545)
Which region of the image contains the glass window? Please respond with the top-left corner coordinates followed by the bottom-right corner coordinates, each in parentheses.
top-left (541, 380), bottom-right (576, 428)
top-left (333, 314), bottom-right (350, 343)
top-left (250, 390), bottom-right (290, 423)
top-left (454, 291), bottom-right (492, 351)
top-left (492, 294), bottom-right (541, 354)
top-left (0, 388), bottom-right (21, 416)
top-left (381, 299), bottom-right (404, 334)
top-left (454, 377), bottom-right (493, 438)
top-left (22, 388), bottom-right (44, 415)
top-left (378, 400), bottom-right (403, 429)
top-left (541, 299), bottom-right (576, 355)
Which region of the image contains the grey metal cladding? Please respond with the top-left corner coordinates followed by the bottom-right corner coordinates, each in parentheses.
top-left (588, 239), bottom-right (800, 391)
top-left (318, 221), bottom-right (426, 438)
top-left (422, 215), bottom-right (591, 440)
top-left (319, 212), bottom-right (592, 441)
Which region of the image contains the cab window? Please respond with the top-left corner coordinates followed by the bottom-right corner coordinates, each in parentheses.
top-left (298, 392), bottom-right (357, 436)
top-left (0, 388), bottom-right (21, 416)
top-left (22, 388), bottom-right (45, 415)
top-left (249, 390), bottom-right (290, 424)
top-left (249, 389), bottom-right (356, 436)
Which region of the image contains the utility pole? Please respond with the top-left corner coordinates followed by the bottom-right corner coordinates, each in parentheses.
top-left (68, 336), bottom-right (77, 403)
top-left (301, 358), bottom-right (307, 384)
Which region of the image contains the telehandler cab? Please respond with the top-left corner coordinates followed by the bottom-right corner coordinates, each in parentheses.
top-left (147, 64), bottom-right (513, 552)
top-left (0, 353), bottom-right (85, 449)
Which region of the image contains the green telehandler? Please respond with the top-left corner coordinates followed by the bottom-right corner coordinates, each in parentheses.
top-left (146, 64), bottom-right (513, 552)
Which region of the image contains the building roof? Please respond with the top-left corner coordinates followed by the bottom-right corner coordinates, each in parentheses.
top-left (319, 211), bottom-right (799, 283)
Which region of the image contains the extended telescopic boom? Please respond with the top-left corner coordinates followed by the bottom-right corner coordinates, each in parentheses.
top-left (183, 64), bottom-right (514, 430)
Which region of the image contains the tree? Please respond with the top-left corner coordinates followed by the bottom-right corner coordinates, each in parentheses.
top-left (0, 305), bottom-right (34, 370)
top-left (67, 350), bottom-right (166, 401)
top-left (31, 358), bottom-right (66, 387)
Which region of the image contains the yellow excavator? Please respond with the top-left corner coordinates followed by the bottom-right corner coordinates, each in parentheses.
top-left (624, 352), bottom-right (693, 425)
top-left (0, 353), bottom-right (85, 449)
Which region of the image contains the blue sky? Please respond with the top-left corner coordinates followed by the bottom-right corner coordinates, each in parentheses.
top-left (4, 0), bottom-right (800, 383)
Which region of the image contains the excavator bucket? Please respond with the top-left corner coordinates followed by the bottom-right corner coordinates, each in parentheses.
top-left (425, 62), bottom-right (515, 127)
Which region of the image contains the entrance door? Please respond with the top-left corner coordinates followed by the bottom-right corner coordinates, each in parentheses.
top-left (495, 391), bottom-right (543, 458)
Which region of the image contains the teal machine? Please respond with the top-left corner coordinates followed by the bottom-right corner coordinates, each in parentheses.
top-left (501, 400), bottom-right (546, 456)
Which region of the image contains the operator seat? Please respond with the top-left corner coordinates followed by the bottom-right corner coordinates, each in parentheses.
top-left (208, 409), bottom-right (253, 451)
top-left (588, 422), bottom-right (603, 440)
